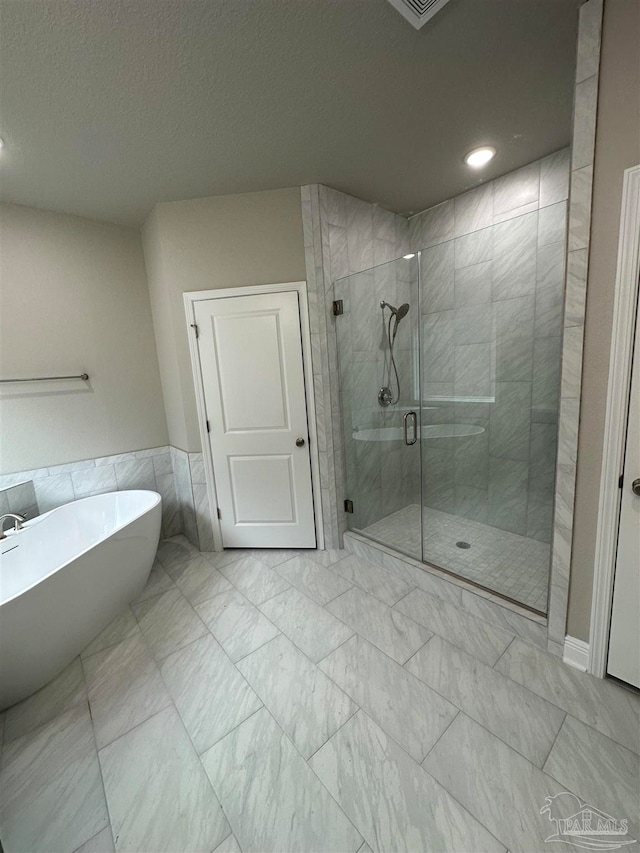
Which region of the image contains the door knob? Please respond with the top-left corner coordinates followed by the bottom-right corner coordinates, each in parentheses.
top-left (632, 478), bottom-right (640, 496)
top-left (296, 437), bottom-right (306, 447)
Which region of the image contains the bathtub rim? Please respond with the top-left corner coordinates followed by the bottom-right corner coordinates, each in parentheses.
top-left (0, 490), bottom-right (162, 606)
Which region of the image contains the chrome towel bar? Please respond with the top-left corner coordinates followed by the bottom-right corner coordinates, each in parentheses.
top-left (0, 373), bottom-right (89, 383)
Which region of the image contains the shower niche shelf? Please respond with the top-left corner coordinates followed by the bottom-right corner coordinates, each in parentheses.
top-left (352, 424), bottom-right (485, 442)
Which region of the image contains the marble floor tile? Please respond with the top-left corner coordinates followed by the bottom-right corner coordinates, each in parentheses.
top-left (310, 710), bottom-right (504, 853)
top-left (237, 634), bottom-right (356, 759)
top-left (543, 715), bottom-right (640, 832)
top-left (154, 538), bottom-right (197, 574)
top-left (99, 705), bottom-right (229, 853)
top-left (306, 548), bottom-right (350, 567)
top-left (328, 554), bottom-right (414, 605)
top-left (321, 635), bottom-right (457, 762)
top-left (195, 589), bottom-right (280, 662)
top-left (169, 554), bottom-right (234, 606)
top-left (274, 554), bottom-right (352, 604)
top-left (83, 634), bottom-right (171, 749)
top-left (384, 555), bottom-right (465, 607)
top-left (327, 587), bottom-right (431, 664)
top-left (424, 713), bottom-right (598, 853)
top-left (7, 537), bottom-right (639, 853)
top-left (74, 826), bottom-right (115, 853)
top-left (495, 639), bottom-right (640, 754)
top-left (81, 607), bottom-right (140, 659)
top-left (202, 548), bottom-right (247, 571)
top-left (405, 635), bottom-right (565, 766)
top-left (459, 589), bottom-right (548, 648)
top-left (160, 634), bottom-right (262, 755)
top-left (242, 548), bottom-right (302, 568)
top-left (361, 504), bottom-right (550, 612)
top-left (201, 707), bottom-right (362, 853)
top-left (3, 656), bottom-right (87, 743)
top-left (132, 588), bottom-right (208, 660)
top-left (0, 702), bottom-right (109, 853)
top-left (219, 556), bottom-right (291, 605)
top-left (394, 587), bottom-right (513, 666)
top-left (259, 587), bottom-right (354, 663)
top-left (131, 560), bottom-right (176, 603)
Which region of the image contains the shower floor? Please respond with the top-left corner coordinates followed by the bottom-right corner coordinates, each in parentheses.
top-left (360, 504), bottom-right (550, 612)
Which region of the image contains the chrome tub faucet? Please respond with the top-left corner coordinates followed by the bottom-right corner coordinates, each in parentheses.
top-left (0, 513), bottom-right (26, 540)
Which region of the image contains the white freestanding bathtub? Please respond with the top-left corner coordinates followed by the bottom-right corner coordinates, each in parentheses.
top-left (0, 490), bottom-right (161, 710)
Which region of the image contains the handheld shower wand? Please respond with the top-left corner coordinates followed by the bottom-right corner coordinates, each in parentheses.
top-left (379, 300), bottom-right (410, 406)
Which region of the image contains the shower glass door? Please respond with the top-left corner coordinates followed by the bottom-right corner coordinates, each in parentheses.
top-left (334, 255), bottom-right (422, 561)
top-left (419, 210), bottom-right (558, 613)
top-left (335, 207), bottom-right (564, 615)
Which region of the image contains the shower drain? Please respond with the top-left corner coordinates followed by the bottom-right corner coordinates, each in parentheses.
top-left (456, 541), bottom-right (471, 549)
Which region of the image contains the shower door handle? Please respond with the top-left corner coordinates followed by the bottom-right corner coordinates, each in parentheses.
top-left (403, 411), bottom-right (417, 446)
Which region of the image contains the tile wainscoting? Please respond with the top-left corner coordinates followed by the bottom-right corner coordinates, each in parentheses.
top-left (0, 480), bottom-right (39, 524)
top-left (170, 447), bottom-right (216, 551)
top-left (0, 446), bottom-right (215, 549)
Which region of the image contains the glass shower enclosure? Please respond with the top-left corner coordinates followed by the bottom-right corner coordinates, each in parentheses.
top-left (335, 209), bottom-right (564, 614)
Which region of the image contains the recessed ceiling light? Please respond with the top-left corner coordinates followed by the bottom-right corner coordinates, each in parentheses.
top-left (464, 146), bottom-right (496, 168)
top-left (403, 253), bottom-right (416, 259)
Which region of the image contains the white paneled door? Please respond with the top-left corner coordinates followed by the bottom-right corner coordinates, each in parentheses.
top-left (607, 296), bottom-right (640, 689)
top-left (194, 291), bottom-right (316, 548)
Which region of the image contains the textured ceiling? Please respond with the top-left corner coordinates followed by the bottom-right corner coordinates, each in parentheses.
top-left (0, 0), bottom-right (581, 226)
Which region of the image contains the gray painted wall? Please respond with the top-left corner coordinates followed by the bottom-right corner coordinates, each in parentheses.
top-left (0, 203), bottom-right (168, 474)
top-left (142, 188), bottom-right (306, 453)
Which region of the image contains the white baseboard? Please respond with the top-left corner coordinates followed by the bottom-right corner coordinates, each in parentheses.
top-left (563, 635), bottom-right (590, 672)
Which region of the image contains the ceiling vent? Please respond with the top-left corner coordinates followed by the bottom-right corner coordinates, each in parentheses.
top-left (386, 0), bottom-right (453, 30)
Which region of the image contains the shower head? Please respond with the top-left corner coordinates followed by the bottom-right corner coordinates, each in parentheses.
top-left (380, 300), bottom-right (410, 321)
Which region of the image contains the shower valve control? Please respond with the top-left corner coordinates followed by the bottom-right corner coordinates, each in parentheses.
top-left (296, 437), bottom-right (306, 447)
top-left (378, 387), bottom-right (393, 407)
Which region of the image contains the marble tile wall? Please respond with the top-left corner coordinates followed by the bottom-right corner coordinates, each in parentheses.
top-left (408, 150), bottom-right (570, 542)
top-left (171, 447), bottom-right (196, 545)
top-left (547, 0), bottom-right (603, 652)
top-left (301, 185), bottom-right (410, 548)
top-left (0, 446), bottom-right (190, 541)
top-left (190, 454), bottom-right (215, 551)
top-left (303, 152), bottom-right (572, 550)
top-left (171, 448), bottom-right (216, 551)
